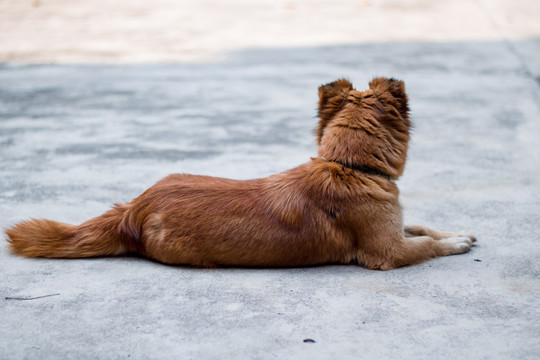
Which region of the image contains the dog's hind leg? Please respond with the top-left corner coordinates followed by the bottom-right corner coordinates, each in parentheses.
top-left (404, 224), bottom-right (476, 242)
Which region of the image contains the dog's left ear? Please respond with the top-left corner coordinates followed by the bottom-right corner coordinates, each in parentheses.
top-left (316, 79), bottom-right (353, 144)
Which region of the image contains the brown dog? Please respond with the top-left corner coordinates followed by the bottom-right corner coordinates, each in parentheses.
top-left (5, 77), bottom-right (475, 270)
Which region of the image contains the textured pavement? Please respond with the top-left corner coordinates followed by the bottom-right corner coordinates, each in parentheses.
top-left (1, 2), bottom-right (540, 359)
top-left (2, 40), bottom-right (540, 359)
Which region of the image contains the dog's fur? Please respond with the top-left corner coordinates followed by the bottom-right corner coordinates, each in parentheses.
top-left (5, 77), bottom-right (476, 270)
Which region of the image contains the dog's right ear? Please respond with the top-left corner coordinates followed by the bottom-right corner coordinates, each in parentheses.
top-left (316, 79), bottom-right (353, 144)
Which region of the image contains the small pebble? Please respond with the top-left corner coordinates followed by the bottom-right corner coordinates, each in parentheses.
top-left (474, 259), bottom-right (482, 262)
top-left (303, 339), bottom-right (316, 343)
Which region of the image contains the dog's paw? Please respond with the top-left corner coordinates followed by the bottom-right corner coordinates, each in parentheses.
top-left (440, 236), bottom-right (474, 255)
top-left (454, 231), bottom-right (477, 243)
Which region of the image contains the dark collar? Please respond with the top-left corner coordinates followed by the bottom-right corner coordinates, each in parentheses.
top-left (318, 157), bottom-right (392, 180)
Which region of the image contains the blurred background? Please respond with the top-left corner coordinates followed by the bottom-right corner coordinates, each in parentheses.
top-left (1, 0), bottom-right (539, 63)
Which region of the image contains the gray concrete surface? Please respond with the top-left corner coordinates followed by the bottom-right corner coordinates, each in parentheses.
top-left (1, 40), bottom-right (540, 358)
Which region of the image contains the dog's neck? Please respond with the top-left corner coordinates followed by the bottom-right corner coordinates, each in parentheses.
top-left (317, 157), bottom-right (392, 180)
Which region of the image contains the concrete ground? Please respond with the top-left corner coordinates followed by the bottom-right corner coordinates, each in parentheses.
top-left (1, 1), bottom-right (540, 359)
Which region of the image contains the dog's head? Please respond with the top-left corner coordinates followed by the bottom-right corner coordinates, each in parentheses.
top-left (316, 77), bottom-right (411, 179)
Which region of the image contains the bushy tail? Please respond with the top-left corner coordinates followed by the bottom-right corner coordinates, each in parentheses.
top-left (5, 205), bottom-right (135, 258)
